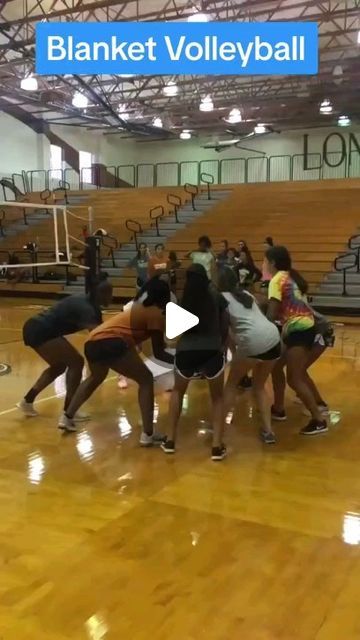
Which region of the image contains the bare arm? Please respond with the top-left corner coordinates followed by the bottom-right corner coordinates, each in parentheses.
top-left (267, 298), bottom-right (281, 323)
top-left (220, 309), bottom-right (230, 347)
top-left (150, 331), bottom-right (174, 364)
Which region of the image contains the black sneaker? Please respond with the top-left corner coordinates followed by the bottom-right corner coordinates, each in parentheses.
top-left (211, 445), bottom-right (227, 461)
top-left (238, 375), bottom-right (252, 389)
top-left (271, 405), bottom-right (287, 421)
top-left (300, 420), bottom-right (328, 436)
top-left (260, 429), bottom-right (276, 444)
top-left (161, 439), bottom-right (176, 454)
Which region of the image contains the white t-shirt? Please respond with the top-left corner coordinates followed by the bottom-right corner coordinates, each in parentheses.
top-left (222, 291), bottom-right (280, 358)
top-left (190, 251), bottom-right (214, 279)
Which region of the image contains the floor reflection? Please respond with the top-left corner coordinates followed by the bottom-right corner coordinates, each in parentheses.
top-left (27, 451), bottom-right (46, 485)
top-left (76, 431), bottom-right (95, 462)
top-left (85, 612), bottom-right (108, 640)
top-left (342, 512), bottom-right (360, 546)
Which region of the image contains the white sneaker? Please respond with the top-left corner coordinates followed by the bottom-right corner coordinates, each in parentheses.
top-left (73, 411), bottom-right (90, 423)
top-left (139, 431), bottom-right (165, 447)
top-left (118, 376), bottom-right (128, 389)
top-left (58, 413), bottom-right (77, 432)
top-left (16, 399), bottom-right (38, 417)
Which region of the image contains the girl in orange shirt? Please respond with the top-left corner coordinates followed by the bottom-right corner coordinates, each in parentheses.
top-left (61, 278), bottom-right (173, 445)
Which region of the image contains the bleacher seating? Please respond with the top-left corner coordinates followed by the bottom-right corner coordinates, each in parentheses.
top-left (1, 178), bottom-right (360, 304)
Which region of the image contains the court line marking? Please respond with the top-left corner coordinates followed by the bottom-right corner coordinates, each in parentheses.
top-left (0, 374), bottom-right (119, 418)
top-left (0, 349), bottom-right (358, 419)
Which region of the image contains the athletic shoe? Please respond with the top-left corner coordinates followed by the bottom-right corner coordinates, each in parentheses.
top-left (118, 376), bottom-right (128, 389)
top-left (73, 411), bottom-right (90, 423)
top-left (161, 439), bottom-right (176, 454)
top-left (300, 419), bottom-right (328, 436)
top-left (58, 413), bottom-right (77, 432)
top-left (139, 431), bottom-right (166, 447)
top-left (16, 399), bottom-right (38, 417)
top-left (238, 375), bottom-right (252, 389)
top-left (211, 445), bottom-right (227, 461)
top-left (271, 405), bottom-right (287, 421)
top-left (302, 404), bottom-right (330, 417)
top-left (260, 429), bottom-right (276, 444)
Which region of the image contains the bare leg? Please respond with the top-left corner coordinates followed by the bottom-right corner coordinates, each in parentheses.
top-left (208, 372), bottom-right (225, 449)
top-left (252, 360), bottom-right (276, 433)
top-left (110, 349), bottom-right (154, 435)
top-left (24, 338), bottom-right (82, 404)
top-left (286, 347), bottom-right (322, 421)
top-left (224, 358), bottom-right (251, 419)
top-left (305, 344), bottom-right (327, 406)
top-left (64, 353), bottom-right (85, 411)
top-left (167, 372), bottom-right (189, 444)
top-left (65, 361), bottom-right (109, 418)
top-left (67, 348), bottom-right (155, 434)
top-left (271, 355), bottom-right (286, 412)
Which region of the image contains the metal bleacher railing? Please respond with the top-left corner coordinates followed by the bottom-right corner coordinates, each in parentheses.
top-left (334, 235), bottom-right (360, 296)
top-left (2, 150), bottom-right (359, 196)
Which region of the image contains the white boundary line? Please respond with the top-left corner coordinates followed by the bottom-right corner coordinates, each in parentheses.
top-left (0, 374), bottom-right (118, 418)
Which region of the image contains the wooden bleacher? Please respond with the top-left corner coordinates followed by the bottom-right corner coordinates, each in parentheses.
top-left (1, 186), bottom-right (187, 250)
top-left (115, 179), bottom-right (360, 298)
top-left (1, 178), bottom-right (360, 301)
top-left (0, 186), bottom-right (188, 298)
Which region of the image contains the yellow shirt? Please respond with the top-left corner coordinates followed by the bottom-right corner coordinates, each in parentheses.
top-left (268, 271), bottom-right (314, 335)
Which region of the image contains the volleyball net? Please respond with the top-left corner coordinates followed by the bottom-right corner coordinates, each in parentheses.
top-left (0, 201), bottom-right (95, 273)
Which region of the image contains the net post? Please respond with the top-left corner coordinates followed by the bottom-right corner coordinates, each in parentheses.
top-left (53, 205), bottom-right (60, 263)
top-left (88, 206), bottom-right (94, 235)
top-left (84, 236), bottom-right (101, 294)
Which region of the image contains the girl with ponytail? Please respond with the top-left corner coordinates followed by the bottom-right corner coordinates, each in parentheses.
top-left (265, 246), bottom-right (328, 436)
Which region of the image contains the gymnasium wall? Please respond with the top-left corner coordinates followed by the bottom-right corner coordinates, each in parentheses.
top-left (101, 126), bottom-right (360, 167)
top-left (1, 108), bottom-right (360, 184)
top-left (50, 124), bottom-right (103, 162)
top-left (0, 112), bottom-right (48, 177)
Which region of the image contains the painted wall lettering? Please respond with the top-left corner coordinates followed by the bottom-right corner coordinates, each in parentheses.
top-left (349, 133), bottom-right (360, 164)
top-left (303, 132), bottom-right (360, 171)
top-left (323, 133), bottom-right (346, 167)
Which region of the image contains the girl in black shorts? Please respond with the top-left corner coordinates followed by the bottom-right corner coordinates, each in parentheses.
top-left (18, 276), bottom-right (113, 425)
top-left (161, 264), bottom-right (229, 461)
top-left (266, 246), bottom-right (327, 436)
top-left (219, 269), bottom-right (281, 444)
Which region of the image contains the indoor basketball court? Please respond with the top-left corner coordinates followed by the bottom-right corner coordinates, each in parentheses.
top-left (0, 1), bottom-right (360, 639)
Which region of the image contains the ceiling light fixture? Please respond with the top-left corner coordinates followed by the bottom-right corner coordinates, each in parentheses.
top-left (332, 64), bottom-right (343, 85)
top-left (118, 104), bottom-right (130, 120)
top-left (163, 81), bottom-right (179, 97)
top-left (153, 117), bottom-right (163, 128)
top-left (226, 108), bottom-right (242, 124)
top-left (357, 30), bottom-right (360, 44)
top-left (254, 124), bottom-right (266, 134)
top-left (72, 92), bottom-right (88, 109)
top-left (20, 75), bottom-right (38, 91)
top-left (199, 95), bottom-right (214, 112)
top-left (319, 98), bottom-right (333, 114)
top-left (338, 115), bottom-right (351, 127)
top-left (188, 11), bottom-right (209, 22)
top-left (180, 130), bottom-right (192, 140)
top-left (119, 74), bottom-right (136, 78)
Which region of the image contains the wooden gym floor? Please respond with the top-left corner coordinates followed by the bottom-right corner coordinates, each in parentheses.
top-left (0, 299), bottom-right (360, 640)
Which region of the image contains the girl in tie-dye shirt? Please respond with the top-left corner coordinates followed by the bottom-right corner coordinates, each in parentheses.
top-left (265, 246), bottom-right (328, 437)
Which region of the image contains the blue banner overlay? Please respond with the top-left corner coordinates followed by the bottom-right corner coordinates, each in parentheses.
top-left (36, 22), bottom-right (318, 76)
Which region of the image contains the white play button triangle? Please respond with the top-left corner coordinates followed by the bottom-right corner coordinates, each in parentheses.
top-left (166, 302), bottom-right (199, 340)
